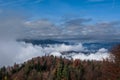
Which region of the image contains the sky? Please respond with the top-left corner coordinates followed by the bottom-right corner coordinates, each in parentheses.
top-left (0, 0), bottom-right (120, 66)
top-left (0, 0), bottom-right (120, 40)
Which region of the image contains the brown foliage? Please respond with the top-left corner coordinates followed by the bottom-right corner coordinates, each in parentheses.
top-left (1, 45), bottom-right (120, 80)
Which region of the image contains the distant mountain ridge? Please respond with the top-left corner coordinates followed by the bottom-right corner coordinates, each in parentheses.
top-left (17, 39), bottom-right (70, 45)
top-left (18, 39), bottom-right (120, 51)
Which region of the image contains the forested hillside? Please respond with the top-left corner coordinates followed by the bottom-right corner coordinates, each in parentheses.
top-left (0, 45), bottom-right (120, 80)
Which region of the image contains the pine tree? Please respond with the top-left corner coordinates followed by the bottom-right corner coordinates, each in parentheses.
top-left (62, 65), bottom-right (70, 80)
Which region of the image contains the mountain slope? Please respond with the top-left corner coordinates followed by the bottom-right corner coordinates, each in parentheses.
top-left (0, 45), bottom-right (120, 80)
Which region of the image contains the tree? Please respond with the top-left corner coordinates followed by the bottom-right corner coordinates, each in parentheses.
top-left (0, 69), bottom-right (2, 80)
top-left (103, 45), bottom-right (120, 80)
top-left (56, 58), bottom-right (64, 80)
top-left (62, 65), bottom-right (70, 80)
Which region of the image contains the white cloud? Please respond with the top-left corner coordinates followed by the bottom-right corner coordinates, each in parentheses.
top-left (50, 52), bottom-right (62, 57)
top-left (72, 48), bottom-right (109, 61)
top-left (0, 10), bottom-right (118, 67)
top-left (0, 10), bottom-right (27, 66)
top-left (24, 19), bottom-right (61, 39)
top-left (25, 19), bottom-right (54, 28)
top-left (62, 19), bottom-right (120, 40)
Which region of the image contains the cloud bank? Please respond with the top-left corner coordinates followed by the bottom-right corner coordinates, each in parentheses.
top-left (0, 41), bottom-right (110, 67)
top-left (0, 10), bottom-right (118, 67)
top-left (23, 18), bottom-right (120, 40)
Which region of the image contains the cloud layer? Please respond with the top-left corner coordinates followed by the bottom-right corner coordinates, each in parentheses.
top-left (1, 10), bottom-right (120, 40)
top-left (0, 10), bottom-right (119, 67)
top-left (23, 18), bottom-right (120, 40)
top-left (0, 41), bottom-right (110, 67)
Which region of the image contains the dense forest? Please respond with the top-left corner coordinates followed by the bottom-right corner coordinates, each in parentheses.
top-left (0, 45), bottom-right (120, 80)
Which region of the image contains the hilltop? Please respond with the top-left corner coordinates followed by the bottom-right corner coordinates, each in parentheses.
top-left (0, 45), bottom-right (120, 80)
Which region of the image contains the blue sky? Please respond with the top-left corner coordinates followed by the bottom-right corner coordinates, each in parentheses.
top-left (0, 0), bottom-right (120, 22)
top-left (0, 0), bottom-right (120, 40)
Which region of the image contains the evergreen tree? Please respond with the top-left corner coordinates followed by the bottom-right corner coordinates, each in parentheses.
top-left (62, 65), bottom-right (70, 80)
